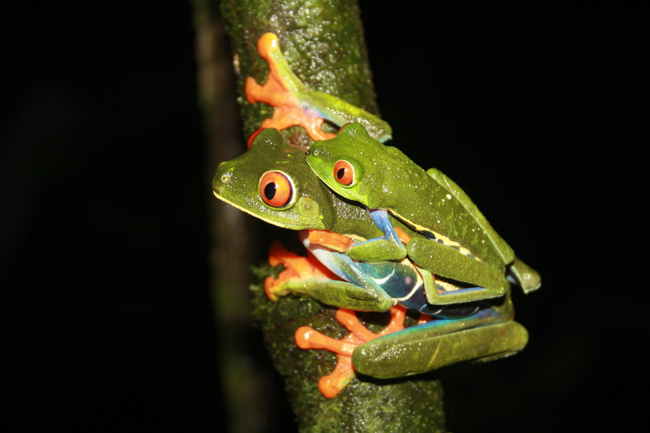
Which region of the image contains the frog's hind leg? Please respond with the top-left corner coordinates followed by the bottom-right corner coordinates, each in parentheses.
top-left (295, 306), bottom-right (407, 398)
top-left (508, 256), bottom-right (542, 294)
top-left (407, 234), bottom-right (509, 304)
top-left (352, 307), bottom-right (528, 379)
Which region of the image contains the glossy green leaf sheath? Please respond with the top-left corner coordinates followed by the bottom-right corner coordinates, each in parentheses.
top-left (306, 123), bottom-right (541, 302)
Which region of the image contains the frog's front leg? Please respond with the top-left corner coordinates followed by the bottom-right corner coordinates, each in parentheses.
top-left (345, 209), bottom-right (408, 262)
top-left (352, 306), bottom-right (529, 379)
top-left (407, 234), bottom-right (510, 304)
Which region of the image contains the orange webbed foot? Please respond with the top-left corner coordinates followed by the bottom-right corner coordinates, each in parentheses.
top-left (305, 229), bottom-right (355, 252)
top-left (245, 33), bottom-right (336, 141)
top-left (264, 239), bottom-right (339, 301)
top-left (264, 233), bottom-right (413, 397)
top-left (295, 306), bottom-right (408, 398)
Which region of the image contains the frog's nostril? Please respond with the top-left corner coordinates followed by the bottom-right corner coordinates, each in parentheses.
top-left (220, 172), bottom-right (232, 184)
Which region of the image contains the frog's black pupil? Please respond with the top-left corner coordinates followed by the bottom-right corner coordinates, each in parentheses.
top-left (264, 182), bottom-right (277, 199)
top-left (336, 168), bottom-right (346, 180)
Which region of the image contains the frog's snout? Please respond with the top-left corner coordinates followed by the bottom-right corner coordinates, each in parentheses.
top-left (212, 164), bottom-right (233, 194)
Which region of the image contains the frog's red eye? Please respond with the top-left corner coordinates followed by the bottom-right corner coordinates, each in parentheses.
top-left (338, 123), bottom-right (354, 133)
top-left (333, 160), bottom-right (355, 186)
top-left (259, 171), bottom-right (294, 207)
top-left (247, 128), bottom-right (264, 149)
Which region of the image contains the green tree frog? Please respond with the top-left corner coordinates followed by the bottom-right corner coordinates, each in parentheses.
top-left (213, 128), bottom-right (528, 397)
top-left (306, 123), bottom-right (541, 306)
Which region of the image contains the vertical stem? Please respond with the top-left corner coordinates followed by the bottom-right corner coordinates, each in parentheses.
top-left (207, 0), bottom-right (447, 431)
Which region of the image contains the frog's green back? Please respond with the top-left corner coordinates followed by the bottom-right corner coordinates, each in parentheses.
top-left (307, 123), bottom-right (510, 269)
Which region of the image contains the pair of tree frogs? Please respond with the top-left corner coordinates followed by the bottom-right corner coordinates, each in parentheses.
top-left (214, 129), bottom-right (529, 397)
top-left (213, 32), bottom-right (539, 397)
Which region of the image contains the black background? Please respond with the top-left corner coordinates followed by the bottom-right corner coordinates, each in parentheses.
top-left (3, 2), bottom-right (646, 432)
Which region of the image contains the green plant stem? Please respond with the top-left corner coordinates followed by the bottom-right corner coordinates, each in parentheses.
top-left (217, 0), bottom-right (448, 431)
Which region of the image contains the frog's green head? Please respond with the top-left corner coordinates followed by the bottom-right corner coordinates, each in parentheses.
top-left (306, 123), bottom-right (385, 207)
top-left (212, 128), bottom-right (337, 231)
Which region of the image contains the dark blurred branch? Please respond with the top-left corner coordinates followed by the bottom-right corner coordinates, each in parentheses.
top-left (193, 2), bottom-right (272, 432)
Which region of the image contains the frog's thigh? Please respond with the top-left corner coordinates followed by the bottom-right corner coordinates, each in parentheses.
top-left (407, 236), bottom-right (508, 301)
top-left (426, 167), bottom-right (515, 264)
top-left (353, 319), bottom-right (528, 379)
